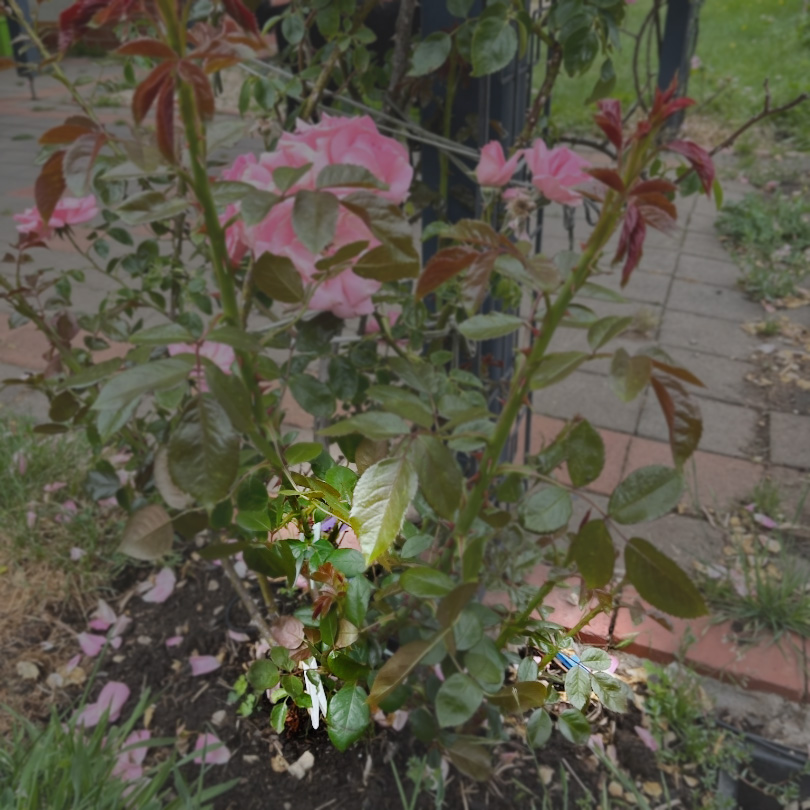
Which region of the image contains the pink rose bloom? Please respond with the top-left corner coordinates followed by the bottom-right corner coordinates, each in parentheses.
top-left (251, 199), bottom-right (380, 319)
top-left (167, 341), bottom-right (235, 393)
top-left (14, 195), bottom-right (98, 240)
top-left (476, 141), bottom-right (521, 188)
top-left (523, 139), bottom-right (591, 205)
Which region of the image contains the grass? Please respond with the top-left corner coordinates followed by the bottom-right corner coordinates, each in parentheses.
top-left (0, 688), bottom-right (236, 809)
top-left (715, 189), bottom-right (810, 300)
top-left (548, 0), bottom-right (810, 151)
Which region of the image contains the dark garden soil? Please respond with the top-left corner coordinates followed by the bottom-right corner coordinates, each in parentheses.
top-left (4, 553), bottom-right (701, 810)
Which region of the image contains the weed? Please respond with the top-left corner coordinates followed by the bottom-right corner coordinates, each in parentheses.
top-left (716, 191), bottom-right (810, 301)
top-left (750, 478), bottom-right (784, 519)
top-left (753, 318), bottom-right (782, 337)
top-left (0, 689), bottom-right (236, 809)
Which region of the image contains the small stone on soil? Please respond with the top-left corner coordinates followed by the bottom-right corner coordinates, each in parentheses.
top-left (211, 710), bottom-right (226, 726)
top-left (608, 781), bottom-right (624, 798)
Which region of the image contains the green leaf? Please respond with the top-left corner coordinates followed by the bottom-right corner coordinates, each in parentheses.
top-left (343, 575), bottom-right (373, 628)
top-left (519, 487), bottom-right (572, 534)
top-left (253, 252), bottom-right (305, 303)
top-left (350, 455), bottom-right (417, 566)
top-left (289, 374), bottom-right (336, 419)
top-left (408, 31), bottom-right (452, 77)
top-left (292, 190), bottom-right (339, 255)
top-left (319, 412), bottom-right (410, 441)
top-left (118, 504), bottom-right (173, 560)
top-left (286, 441), bottom-right (323, 466)
top-left (400, 567), bottom-right (455, 598)
top-left (167, 395), bottom-right (239, 505)
top-left (130, 323), bottom-right (195, 346)
top-left (236, 511), bottom-right (274, 532)
top-left (445, 740), bottom-right (493, 782)
top-left (204, 326), bottom-right (260, 353)
top-left (587, 315), bottom-right (633, 351)
top-left (327, 685), bottom-right (370, 751)
top-left (326, 549), bottom-right (366, 577)
top-left (608, 465), bottom-right (683, 524)
top-left (247, 660), bottom-right (279, 691)
top-left (92, 358), bottom-right (192, 412)
top-left (316, 164), bottom-right (386, 191)
top-left (400, 533), bottom-right (433, 559)
top-left (241, 189), bottom-right (279, 226)
top-left (578, 648), bottom-right (612, 671)
top-left (487, 681), bottom-right (548, 714)
top-left (203, 363), bottom-right (254, 435)
top-left (527, 709), bottom-right (553, 748)
top-left (270, 702), bottom-right (287, 734)
top-left (116, 191), bottom-right (189, 225)
top-left (591, 671), bottom-right (628, 712)
top-left (367, 639), bottom-right (429, 706)
top-left (464, 637), bottom-right (506, 692)
top-left (366, 385), bottom-right (433, 429)
top-left (453, 609), bottom-right (484, 652)
top-left (570, 520), bottom-right (614, 589)
top-left (564, 665), bottom-right (592, 711)
top-left (63, 358), bottom-right (122, 390)
top-left (458, 312), bottom-right (523, 341)
top-left (211, 180), bottom-right (253, 206)
top-left (610, 348), bottom-right (652, 402)
top-left (565, 420), bottom-right (604, 487)
top-left (625, 537), bottom-right (707, 618)
top-left (412, 435), bottom-right (463, 519)
top-left (471, 16), bottom-right (518, 77)
top-left (435, 673), bottom-right (483, 728)
top-left (273, 163), bottom-right (311, 193)
top-left (530, 351), bottom-right (588, 389)
top-left (236, 476), bottom-right (268, 512)
top-left (557, 709), bottom-right (591, 744)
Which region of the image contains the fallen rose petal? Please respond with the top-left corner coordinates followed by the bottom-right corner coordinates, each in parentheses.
top-left (189, 655), bottom-right (221, 676)
top-left (65, 654), bottom-right (81, 673)
top-left (193, 733), bottom-right (231, 765)
top-left (44, 481), bottom-right (67, 493)
top-left (75, 681), bottom-right (130, 728)
top-left (228, 630), bottom-right (250, 643)
top-left (754, 513), bottom-right (777, 529)
top-left (78, 632), bottom-right (107, 657)
top-left (165, 635), bottom-right (184, 648)
top-left (12, 450), bottom-right (27, 476)
top-left (70, 546), bottom-right (86, 561)
top-left (98, 497), bottom-right (119, 508)
top-left (26, 511), bottom-right (37, 529)
top-left (141, 567), bottom-right (176, 604)
top-left (111, 615), bottom-right (132, 638)
top-left (634, 725), bottom-right (659, 752)
top-left (90, 599), bottom-right (117, 631)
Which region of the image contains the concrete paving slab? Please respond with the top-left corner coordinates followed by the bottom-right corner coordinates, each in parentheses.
top-left (680, 231), bottom-right (735, 262)
top-left (659, 310), bottom-right (758, 360)
top-left (675, 254), bottom-right (743, 289)
top-left (770, 412), bottom-right (810, 469)
top-left (667, 278), bottom-right (763, 322)
top-left (637, 394), bottom-right (760, 459)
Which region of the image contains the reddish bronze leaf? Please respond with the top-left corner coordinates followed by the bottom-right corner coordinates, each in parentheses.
top-left (39, 123), bottom-right (95, 145)
top-left (155, 77), bottom-right (176, 163)
top-left (666, 139), bottom-right (715, 195)
top-left (587, 168), bottom-right (625, 194)
top-left (631, 178), bottom-right (676, 196)
top-left (64, 132), bottom-right (108, 189)
top-left (650, 374), bottom-right (702, 466)
top-left (178, 60), bottom-right (215, 121)
top-left (649, 359), bottom-right (704, 388)
top-left (132, 61), bottom-right (174, 124)
top-left (633, 191), bottom-right (677, 221)
top-left (117, 38), bottom-right (177, 60)
top-left (416, 246), bottom-right (481, 300)
top-left (462, 250), bottom-right (499, 314)
top-left (222, 0), bottom-right (259, 35)
top-left (35, 151), bottom-right (66, 225)
top-left (594, 98), bottom-right (622, 151)
top-left (613, 203), bottom-right (646, 287)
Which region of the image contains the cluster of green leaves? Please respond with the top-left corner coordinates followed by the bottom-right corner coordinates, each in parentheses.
top-left (716, 190), bottom-right (810, 301)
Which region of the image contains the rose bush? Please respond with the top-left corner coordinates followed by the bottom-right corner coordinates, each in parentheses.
top-left (2, 0), bottom-right (723, 778)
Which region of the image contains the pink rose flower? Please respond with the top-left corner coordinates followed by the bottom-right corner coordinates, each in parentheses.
top-left (476, 141), bottom-right (521, 188)
top-left (523, 139), bottom-right (591, 205)
top-left (14, 195), bottom-right (98, 240)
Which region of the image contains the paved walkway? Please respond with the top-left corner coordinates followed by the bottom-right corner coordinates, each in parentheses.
top-left (1, 60), bottom-right (809, 574)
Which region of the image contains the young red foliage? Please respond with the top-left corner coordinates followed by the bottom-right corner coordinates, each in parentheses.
top-left (34, 151), bottom-right (67, 224)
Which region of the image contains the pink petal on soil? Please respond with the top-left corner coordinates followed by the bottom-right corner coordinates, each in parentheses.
top-left (193, 732), bottom-right (231, 765)
top-left (141, 567), bottom-right (176, 604)
top-left (165, 635), bottom-right (184, 648)
top-left (228, 630), bottom-right (250, 643)
top-left (43, 481), bottom-right (67, 493)
top-left (189, 655), bottom-right (221, 676)
top-left (70, 546), bottom-right (86, 560)
top-left (75, 681), bottom-right (130, 728)
top-left (26, 511), bottom-right (37, 529)
top-left (78, 632), bottom-right (107, 657)
top-left (90, 599), bottom-right (117, 631)
top-left (12, 451), bottom-right (27, 475)
top-left (111, 615), bottom-right (132, 638)
top-left (634, 725), bottom-right (659, 752)
top-left (65, 654), bottom-right (81, 673)
top-left (754, 513), bottom-right (777, 529)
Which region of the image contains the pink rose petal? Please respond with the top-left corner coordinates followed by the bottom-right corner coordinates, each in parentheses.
top-left (26, 511), bottom-right (37, 529)
top-left (90, 599), bottom-right (117, 631)
top-left (228, 630), bottom-right (250, 643)
top-left (70, 546), bottom-right (87, 561)
top-left (634, 725), bottom-right (659, 752)
top-left (65, 654), bottom-right (81, 673)
top-left (141, 567), bottom-right (176, 604)
top-left (111, 615), bottom-right (132, 638)
top-left (75, 681), bottom-right (130, 728)
top-left (43, 481), bottom-right (67, 493)
top-left (165, 635), bottom-right (184, 648)
top-left (193, 732), bottom-right (231, 765)
top-left (78, 632), bottom-right (107, 657)
top-left (754, 513), bottom-right (777, 529)
top-left (189, 655), bottom-right (221, 676)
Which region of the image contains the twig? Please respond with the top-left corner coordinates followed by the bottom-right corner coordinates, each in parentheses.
top-left (385, 0), bottom-right (417, 113)
top-left (516, 41), bottom-right (563, 149)
top-left (557, 136), bottom-right (616, 161)
top-left (708, 83), bottom-right (810, 157)
top-left (561, 757), bottom-right (594, 801)
top-left (220, 556), bottom-right (276, 644)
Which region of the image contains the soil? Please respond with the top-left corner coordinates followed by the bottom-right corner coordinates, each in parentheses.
top-left (2, 551), bottom-right (704, 810)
